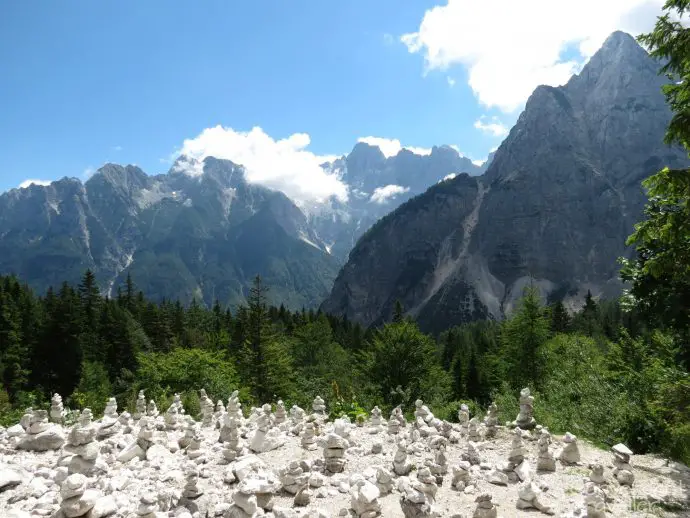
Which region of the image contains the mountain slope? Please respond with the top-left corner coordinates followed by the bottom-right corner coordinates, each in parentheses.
top-left (0, 158), bottom-right (339, 309)
top-left (322, 31), bottom-right (689, 333)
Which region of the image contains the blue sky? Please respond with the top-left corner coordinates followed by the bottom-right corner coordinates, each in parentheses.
top-left (0, 0), bottom-right (663, 198)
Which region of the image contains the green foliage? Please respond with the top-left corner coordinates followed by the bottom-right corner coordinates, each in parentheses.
top-left (366, 320), bottom-right (451, 408)
top-left (500, 286), bottom-right (550, 389)
top-left (70, 361), bottom-right (112, 416)
top-left (135, 348), bottom-right (241, 404)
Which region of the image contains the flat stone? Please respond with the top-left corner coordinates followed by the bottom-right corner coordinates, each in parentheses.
top-left (0, 469), bottom-right (22, 491)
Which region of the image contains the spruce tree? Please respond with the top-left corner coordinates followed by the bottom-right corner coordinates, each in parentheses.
top-left (0, 290), bottom-right (29, 401)
top-left (550, 300), bottom-right (571, 333)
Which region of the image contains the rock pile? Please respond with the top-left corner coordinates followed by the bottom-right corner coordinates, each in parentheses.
top-left (324, 433), bottom-right (347, 473)
top-left (50, 393), bottom-right (65, 424)
top-left (611, 443), bottom-right (635, 486)
top-left (511, 387), bottom-right (536, 430)
top-left (17, 408), bottom-right (65, 451)
top-left (558, 432), bottom-right (581, 464)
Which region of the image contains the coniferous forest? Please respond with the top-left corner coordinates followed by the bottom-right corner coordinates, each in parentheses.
top-left (0, 268), bottom-right (688, 464)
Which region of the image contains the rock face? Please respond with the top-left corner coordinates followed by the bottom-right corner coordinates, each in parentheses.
top-left (322, 31), bottom-right (690, 332)
top-left (0, 145), bottom-right (483, 309)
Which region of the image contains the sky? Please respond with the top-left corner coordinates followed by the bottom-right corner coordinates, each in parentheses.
top-left (0, 0), bottom-right (668, 201)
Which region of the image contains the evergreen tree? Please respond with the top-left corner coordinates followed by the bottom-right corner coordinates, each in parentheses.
top-left (465, 350), bottom-right (482, 402)
top-left (581, 290), bottom-right (599, 337)
top-left (501, 286), bottom-right (550, 389)
top-left (392, 300), bottom-right (404, 323)
top-left (550, 300), bottom-right (571, 333)
top-left (0, 290), bottom-right (29, 401)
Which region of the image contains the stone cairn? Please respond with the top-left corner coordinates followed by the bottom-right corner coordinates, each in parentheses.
top-left (97, 398), bottom-right (121, 439)
top-left (215, 399), bottom-right (225, 418)
top-left (350, 479), bottom-right (381, 518)
top-left (458, 403), bottom-right (470, 434)
top-left (274, 400), bottom-right (287, 425)
top-left (301, 421), bottom-right (317, 450)
top-left (558, 432), bottom-right (581, 464)
top-left (504, 427), bottom-right (530, 482)
top-left (312, 395), bottom-right (326, 416)
top-left (467, 417), bottom-right (481, 442)
top-left (589, 463), bottom-right (607, 485)
top-left (279, 460), bottom-right (309, 495)
top-left (249, 403), bottom-right (284, 453)
top-left (427, 444), bottom-right (448, 484)
top-left (399, 467), bottom-right (438, 518)
top-left (146, 399), bottom-right (158, 418)
top-left (451, 460), bottom-right (473, 492)
top-left (611, 443), bottom-right (635, 486)
top-left (227, 390), bottom-right (243, 420)
top-left (179, 420), bottom-right (196, 449)
top-left (537, 428), bottom-right (556, 472)
top-left (368, 406), bottom-right (384, 434)
top-left (17, 408), bottom-right (65, 451)
top-left (512, 387), bottom-right (537, 430)
top-left (484, 402), bottom-right (499, 438)
top-left (388, 406), bottom-right (405, 435)
top-left (134, 390), bottom-right (146, 420)
top-left (376, 466), bottom-right (394, 495)
top-left (516, 481), bottom-right (554, 515)
top-left (473, 493), bottom-right (498, 518)
top-left (393, 441), bottom-right (412, 476)
top-left (221, 417), bottom-right (245, 462)
top-left (582, 481), bottom-right (607, 518)
top-left (324, 432), bottom-right (347, 473)
top-left (118, 415), bottom-right (155, 462)
top-left (164, 404), bottom-right (181, 431)
top-left (59, 473), bottom-right (102, 518)
top-left (462, 440), bottom-right (481, 466)
top-left (199, 389), bottom-right (214, 427)
top-left (137, 491), bottom-right (159, 518)
top-left (64, 408), bottom-right (100, 475)
top-left (50, 393), bottom-right (65, 424)
top-left (179, 465), bottom-right (206, 516)
top-left (186, 429), bottom-right (203, 460)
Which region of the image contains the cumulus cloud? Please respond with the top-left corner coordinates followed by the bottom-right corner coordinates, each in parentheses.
top-left (18, 179), bottom-right (51, 189)
top-left (402, 0), bottom-right (667, 112)
top-left (474, 116), bottom-right (510, 137)
top-left (358, 136), bottom-right (432, 158)
top-left (370, 184), bottom-right (410, 204)
top-left (173, 125), bottom-right (347, 204)
top-left (441, 173), bottom-right (457, 182)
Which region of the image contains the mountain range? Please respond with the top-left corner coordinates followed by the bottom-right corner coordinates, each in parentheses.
top-left (321, 31), bottom-right (689, 333)
top-left (0, 139), bottom-right (483, 309)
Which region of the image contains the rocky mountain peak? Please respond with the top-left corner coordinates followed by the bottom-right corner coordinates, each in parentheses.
top-left (346, 142), bottom-right (387, 172)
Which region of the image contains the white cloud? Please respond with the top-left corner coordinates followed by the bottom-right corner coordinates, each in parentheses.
top-left (447, 76), bottom-right (456, 87)
top-left (18, 179), bottom-right (51, 189)
top-left (357, 136), bottom-right (432, 158)
top-left (441, 173), bottom-right (457, 182)
top-left (113, 145), bottom-right (123, 152)
top-left (489, 145), bottom-right (499, 153)
top-left (471, 159), bottom-right (486, 167)
top-left (173, 125), bottom-right (347, 204)
top-left (370, 184), bottom-right (410, 204)
top-left (402, 0), bottom-right (666, 112)
top-left (83, 166), bottom-right (96, 179)
top-left (474, 116), bottom-right (510, 137)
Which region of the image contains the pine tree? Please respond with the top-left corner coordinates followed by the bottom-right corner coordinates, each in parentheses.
top-left (0, 289), bottom-right (29, 401)
top-left (582, 290), bottom-right (599, 337)
top-left (465, 350), bottom-right (482, 401)
top-left (550, 300), bottom-right (571, 333)
top-left (501, 286), bottom-right (550, 389)
top-left (393, 300), bottom-right (404, 323)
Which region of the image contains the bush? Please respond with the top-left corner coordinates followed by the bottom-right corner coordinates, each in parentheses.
top-left (69, 361), bottom-right (112, 416)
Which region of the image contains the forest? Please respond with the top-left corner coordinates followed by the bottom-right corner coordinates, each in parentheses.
top-left (0, 268), bottom-right (688, 464)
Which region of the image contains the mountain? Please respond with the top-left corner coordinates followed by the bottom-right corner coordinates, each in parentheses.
top-left (308, 144), bottom-right (485, 259)
top-left (0, 143), bottom-right (482, 308)
top-left (0, 157), bottom-right (338, 309)
top-left (322, 31), bottom-right (689, 333)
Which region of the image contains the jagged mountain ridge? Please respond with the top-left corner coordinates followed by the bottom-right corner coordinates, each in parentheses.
top-left (0, 143), bottom-right (483, 308)
top-left (321, 31), bottom-right (690, 333)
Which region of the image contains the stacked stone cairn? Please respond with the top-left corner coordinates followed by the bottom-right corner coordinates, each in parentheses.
top-left (473, 493), bottom-right (498, 518)
top-left (199, 389), bottom-right (214, 427)
top-left (399, 467), bottom-right (438, 518)
top-left (63, 408), bottom-right (102, 475)
top-left (134, 390), bottom-right (146, 420)
top-left (451, 460), bottom-right (473, 491)
top-left (558, 432), bottom-right (581, 464)
top-left (375, 466), bottom-right (394, 495)
top-left (249, 403), bottom-right (285, 453)
top-left (17, 408), bottom-right (65, 451)
top-left (393, 441), bottom-right (412, 476)
top-left (136, 491), bottom-right (159, 518)
top-left (96, 398), bottom-right (121, 439)
top-left (458, 403), bottom-right (470, 435)
top-left (312, 395), bottom-right (326, 416)
top-left (537, 428), bottom-right (556, 472)
top-left (301, 421), bottom-right (317, 450)
top-left (483, 402), bottom-right (499, 438)
top-left (274, 400), bottom-right (287, 426)
top-left (59, 473), bottom-right (102, 518)
top-left (611, 443), bottom-right (635, 486)
top-left (512, 387), bottom-right (537, 430)
top-left (324, 432), bottom-right (347, 473)
top-left (350, 478), bottom-right (381, 518)
top-left (179, 465), bottom-right (208, 516)
top-left (467, 417), bottom-right (481, 442)
top-left (50, 393), bottom-right (65, 424)
top-left (227, 390), bottom-right (243, 420)
top-left (426, 444), bottom-right (448, 483)
top-left (146, 399), bottom-right (158, 418)
top-left (582, 482), bottom-right (607, 518)
top-left (589, 463), bottom-right (607, 485)
top-left (279, 460), bottom-right (309, 495)
top-left (368, 406), bottom-right (384, 434)
top-left (516, 481), bottom-right (554, 515)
